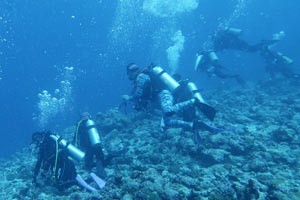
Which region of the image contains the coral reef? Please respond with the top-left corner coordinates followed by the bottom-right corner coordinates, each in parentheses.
top-left (1, 80), bottom-right (300, 200)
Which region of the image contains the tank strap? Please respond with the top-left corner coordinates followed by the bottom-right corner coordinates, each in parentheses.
top-left (157, 70), bottom-right (165, 76)
top-left (75, 119), bottom-right (84, 147)
top-left (87, 124), bottom-right (97, 129)
top-left (138, 67), bottom-right (150, 76)
top-left (57, 136), bottom-right (63, 143)
top-left (191, 89), bottom-right (201, 94)
top-left (52, 139), bottom-right (59, 180)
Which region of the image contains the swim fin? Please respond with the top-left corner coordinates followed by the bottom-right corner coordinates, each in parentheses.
top-left (90, 173), bottom-right (106, 189)
top-left (195, 102), bottom-right (216, 121)
top-left (76, 174), bottom-right (96, 192)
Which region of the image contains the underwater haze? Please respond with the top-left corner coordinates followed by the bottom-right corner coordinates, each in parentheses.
top-left (0, 0), bottom-right (299, 158)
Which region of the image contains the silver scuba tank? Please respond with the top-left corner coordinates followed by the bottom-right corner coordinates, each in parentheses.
top-left (49, 135), bottom-right (85, 161)
top-left (226, 27), bottom-right (243, 36)
top-left (186, 82), bottom-right (217, 121)
top-left (152, 66), bottom-right (180, 93)
top-left (86, 119), bottom-right (101, 147)
top-left (208, 51), bottom-right (219, 62)
top-left (195, 54), bottom-right (204, 71)
top-left (187, 82), bottom-right (205, 103)
top-left (277, 52), bottom-right (293, 64)
top-left (282, 55), bottom-right (293, 64)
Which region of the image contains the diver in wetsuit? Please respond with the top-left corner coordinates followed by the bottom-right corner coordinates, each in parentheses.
top-left (213, 27), bottom-right (262, 53)
top-left (195, 50), bottom-right (246, 86)
top-left (121, 63), bottom-right (153, 112)
top-left (32, 131), bottom-right (105, 192)
top-left (123, 63), bottom-right (221, 144)
top-left (74, 112), bottom-right (106, 179)
top-left (195, 27), bottom-right (267, 86)
top-left (259, 37), bottom-right (299, 80)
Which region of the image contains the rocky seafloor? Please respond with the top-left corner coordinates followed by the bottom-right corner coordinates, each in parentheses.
top-left (1, 79), bottom-right (300, 200)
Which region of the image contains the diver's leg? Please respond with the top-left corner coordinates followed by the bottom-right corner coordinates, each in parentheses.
top-left (173, 99), bottom-right (195, 113)
top-left (56, 158), bottom-right (77, 191)
top-left (164, 118), bottom-right (193, 130)
top-left (84, 150), bottom-right (94, 170)
top-left (214, 68), bottom-right (245, 86)
top-left (159, 90), bottom-right (176, 116)
top-left (93, 144), bottom-right (106, 179)
top-left (57, 180), bottom-right (78, 191)
top-left (159, 89), bottom-right (195, 115)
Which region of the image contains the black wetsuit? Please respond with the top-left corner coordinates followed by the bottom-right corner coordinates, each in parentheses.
top-left (197, 29), bottom-right (261, 86)
top-left (213, 30), bottom-right (261, 52)
top-left (33, 132), bottom-right (77, 191)
top-left (260, 45), bottom-right (298, 79)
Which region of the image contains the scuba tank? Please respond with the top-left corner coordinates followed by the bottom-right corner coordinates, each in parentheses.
top-left (195, 54), bottom-right (204, 71)
top-left (152, 66), bottom-right (180, 93)
top-left (49, 135), bottom-right (85, 161)
top-left (282, 55), bottom-right (293, 64)
top-left (277, 52), bottom-right (293, 64)
top-left (86, 119), bottom-right (101, 147)
top-left (186, 82), bottom-right (217, 121)
top-left (187, 82), bottom-right (205, 103)
top-left (208, 51), bottom-right (219, 62)
top-left (225, 27), bottom-right (243, 36)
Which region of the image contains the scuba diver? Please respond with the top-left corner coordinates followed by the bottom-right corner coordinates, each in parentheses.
top-left (259, 32), bottom-right (299, 80)
top-left (194, 27), bottom-right (283, 86)
top-left (195, 50), bottom-right (246, 86)
top-left (260, 45), bottom-right (298, 80)
top-left (123, 63), bottom-right (225, 144)
top-left (212, 27), bottom-right (262, 53)
top-left (32, 131), bottom-right (105, 192)
top-left (121, 63), bottom-right (153, 112)
top-left (74, 112), bottom-right (106, 179)
top-left (123, 63), bottom-right (215, 118)
top-left (194, 27), bottom-right (261, 86)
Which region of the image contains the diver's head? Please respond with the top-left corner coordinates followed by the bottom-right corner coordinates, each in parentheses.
top-left (80, 112), bottom-right (91, 120)
top-left (272, 31), bottom-right (285, 41)
top-left (31, 131), bottom-right (49, 146)
top-left (126, 63), bottom-right (139, 80)
top-left (172, 73), bottom-right (182, 82)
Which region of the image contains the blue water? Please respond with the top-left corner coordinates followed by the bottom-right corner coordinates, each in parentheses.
top-left (0, 0), bottom-right (299, 158)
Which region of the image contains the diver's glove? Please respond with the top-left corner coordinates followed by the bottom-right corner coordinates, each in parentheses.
top-left (119, 95), bottom-right (132, 113)
top-left (121, 95), bottom-right (131, 101)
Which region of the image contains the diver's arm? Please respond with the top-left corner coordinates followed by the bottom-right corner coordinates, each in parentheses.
top-left (33, 152), bottom-right (42, 183)
top-left (131, 74), bottom-right (150, 101)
